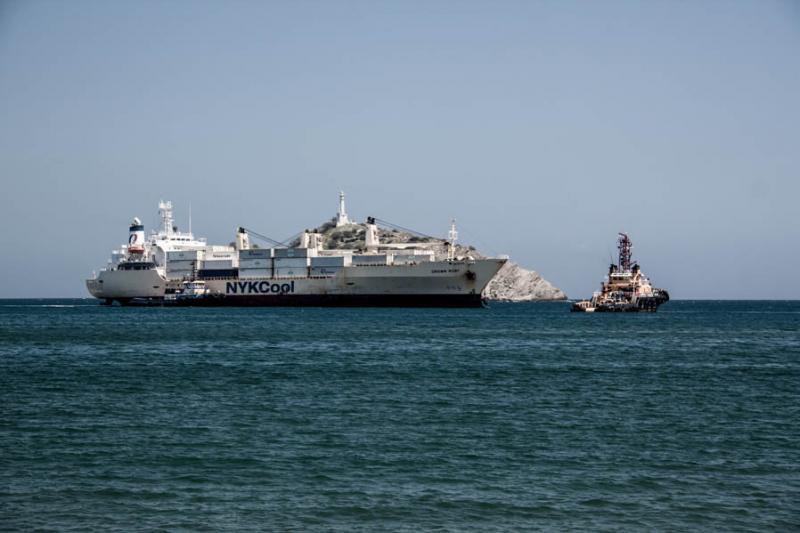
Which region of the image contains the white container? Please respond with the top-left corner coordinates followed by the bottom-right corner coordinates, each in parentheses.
top-left (352, 254), bottom-right (388, 265)
top-left (274, 267), bottom-right (308, 278)
top-left (239, 258), bottom-right (270, 269)
top-left (239, 268), bottom-right (272, 279)
top-left (239, 249), bottom-right (271, 259)
top-left (273, 257), bottom-right (310, 268)
top-left (273, 247), bottom-right (317, 258)
top-left (205, 251), bottom-right (237, 261)
top-left (310, 256), bottom-right (349, 267)
top-left (202, 259), bottom-right (234, 270)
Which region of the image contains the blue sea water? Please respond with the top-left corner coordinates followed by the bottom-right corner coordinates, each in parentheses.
top-left (1, 300), bottom-right (798, 531)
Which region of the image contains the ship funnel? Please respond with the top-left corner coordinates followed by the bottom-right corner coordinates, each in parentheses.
top-left (309, 231), bottom-right (323, 251)
top-left (235, 227), bottom-right (251, 250)
top-left (128, 217), bottom-right (145, 255)
top-left (365, 216), bottom-right (379, 251)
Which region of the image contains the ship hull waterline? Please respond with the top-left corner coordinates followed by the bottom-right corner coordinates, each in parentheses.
top-left (104, 292), bottom-right (487, 308)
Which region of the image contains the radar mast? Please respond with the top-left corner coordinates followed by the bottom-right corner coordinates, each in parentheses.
top-left (447, 219), bottom-right (458, 261)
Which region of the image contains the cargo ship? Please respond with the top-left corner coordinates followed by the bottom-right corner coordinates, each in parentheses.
top-left (86, 193), bottom-right (507, 307)
top-left (571, 233), bottom-right (669, 313)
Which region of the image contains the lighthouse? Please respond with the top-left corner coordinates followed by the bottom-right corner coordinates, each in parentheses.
top-left (335, 191), bottom-right (350, 227)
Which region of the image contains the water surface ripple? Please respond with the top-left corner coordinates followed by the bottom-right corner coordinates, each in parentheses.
top-left (1, 300), bottom-right (799, 531)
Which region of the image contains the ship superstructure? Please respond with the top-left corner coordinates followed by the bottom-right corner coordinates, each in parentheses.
top-left (571, 233), bottom-right (669, 312)
top-left (86, 194), bottom-right (506, 307)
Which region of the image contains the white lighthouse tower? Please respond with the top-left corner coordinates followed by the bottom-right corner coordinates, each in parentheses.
top-left (335, 190), bottom-right (351, 227)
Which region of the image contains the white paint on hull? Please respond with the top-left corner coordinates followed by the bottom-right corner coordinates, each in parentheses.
top-left (86, 269), bottom-right (166, 299)
top-left (86, 259), bottom-right (506, 300)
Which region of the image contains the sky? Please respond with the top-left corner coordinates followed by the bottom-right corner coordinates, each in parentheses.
top-left (1, 0), bottom-right (798, 299)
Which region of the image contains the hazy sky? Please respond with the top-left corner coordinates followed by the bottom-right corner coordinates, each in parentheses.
top-left (1, 0), bottom-right (798, 298)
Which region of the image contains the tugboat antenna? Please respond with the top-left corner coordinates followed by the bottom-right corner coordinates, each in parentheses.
top-left (618, 232), bottom-right (633, 272)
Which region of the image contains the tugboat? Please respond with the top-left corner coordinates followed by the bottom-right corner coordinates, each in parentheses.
top-left (571, 233), bottom-right (669, 313)
top-left (175, 281), bottom-right (210, 301)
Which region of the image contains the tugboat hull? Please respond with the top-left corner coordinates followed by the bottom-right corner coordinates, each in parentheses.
top-left (572, 233), bottom-right (669, 313)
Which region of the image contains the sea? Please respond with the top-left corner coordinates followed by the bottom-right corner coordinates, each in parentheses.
top-left (1, 300), bottom-right (798, 531)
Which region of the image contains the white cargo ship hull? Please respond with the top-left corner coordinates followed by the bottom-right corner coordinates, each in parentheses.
top-left (87, 259), bottom-right (506, 307)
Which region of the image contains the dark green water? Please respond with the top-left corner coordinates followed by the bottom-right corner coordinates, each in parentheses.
top-left (1, 300), bottom-right (798, 531)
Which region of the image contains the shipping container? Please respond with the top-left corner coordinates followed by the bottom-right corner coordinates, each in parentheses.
top-left (310, 256), bottom-right (350, 267)
top-left (204, 251), bottom-right (237, 261)
top-left (197, 268), bottom-right (238, 279)
top-left (166, 258), bottom-right (196, 268)
top-left (273, 247), bottom-right (317, 258)
top-left (239, 249), bottom-right (271, 259)
top-left (352, 254), bottom-right (388, 265)
top-left (201, 259), bottom-right (234, 270)
top-left (273, 267), bottom-right (308, 278)
top-left (239, 258), bottom-right (270, 269)
top-left (273, 257), bottom-right (310, 267)
top-left (239, 268), bottom-right (272, 279)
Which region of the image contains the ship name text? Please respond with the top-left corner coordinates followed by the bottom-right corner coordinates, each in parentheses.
top-left (226, 281), bottom-right (296, 295)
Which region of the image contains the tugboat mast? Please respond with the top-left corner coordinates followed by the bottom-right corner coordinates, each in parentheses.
top-left (618, 232), bottom-right (633, 272)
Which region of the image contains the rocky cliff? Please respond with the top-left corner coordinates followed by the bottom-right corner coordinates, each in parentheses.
top-left (483, 261), bottom-right (567, 301)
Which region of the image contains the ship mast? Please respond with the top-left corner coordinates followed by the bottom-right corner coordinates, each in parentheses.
top-left (618, 232), bottom-right (632, 272)
top-left (159, 200), bottom-right (174, 237)
top-left (447, 219), bottom-right (458, 261)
